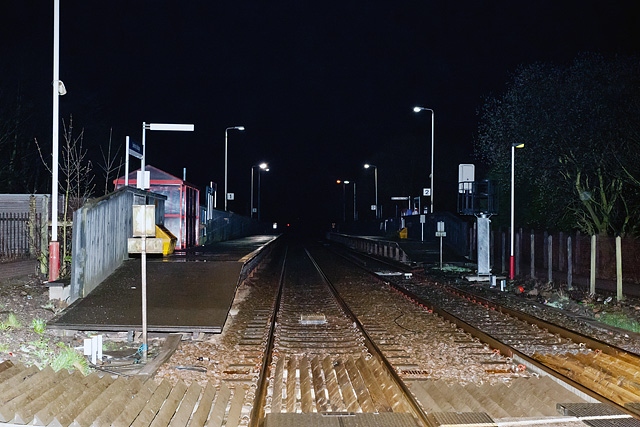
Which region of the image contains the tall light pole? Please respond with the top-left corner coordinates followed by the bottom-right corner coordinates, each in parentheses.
top-left (225, 126), bottom-right (245, 211)
top-left (337, 180), bottom-right (356, 221)
top-left (251, 163), bottom-right (268, 219)
top-left (510, 143), bottom-right (525, 280)
top-left (364, 164), bottom-right (378, 219)
top-left (336, 180), bottom-right (349, 222)
top-left (413, 106), bottom-right (435, 214)
top-left (49, 0), bottom-right (67, 281)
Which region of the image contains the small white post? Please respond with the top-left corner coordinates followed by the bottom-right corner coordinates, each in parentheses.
top-left (125, 136), bottom-right (130, 186)
top-left (616, 236), bottom-right (623, 301)
top-left (590, 235), bottom-right (597, 295)
top-left (567, 235), bottom-right (573, 290)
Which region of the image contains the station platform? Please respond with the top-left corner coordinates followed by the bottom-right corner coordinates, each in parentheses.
top-left (49, 235), bottom-right (279, 333)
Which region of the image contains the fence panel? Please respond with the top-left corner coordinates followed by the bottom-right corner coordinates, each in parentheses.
top-left (497, 228), bottom-right (640, 284)
top-left (70, 187), bottom-right (166, 301)
top-left (0, 212), bottom-right (41, 260)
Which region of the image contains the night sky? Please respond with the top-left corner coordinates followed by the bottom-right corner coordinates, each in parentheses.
top-left (2, 1), bottom-right (638, 229)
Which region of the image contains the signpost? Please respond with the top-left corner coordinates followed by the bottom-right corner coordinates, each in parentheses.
top-left (128, 205), bottom-right (163, 363)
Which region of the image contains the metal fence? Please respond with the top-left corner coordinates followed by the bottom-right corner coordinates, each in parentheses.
top-left (0, 212), bottom-right (42, 260)
top-left (202, 209), bottom-right (271, 244)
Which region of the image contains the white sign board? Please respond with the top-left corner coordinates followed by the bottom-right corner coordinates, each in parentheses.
top-left (132, 205), bottom-right (156, 237)
top-left (423, 188), bottom-right (431, 197)
top-left (227, 193), bottom-right (235, 200)
top-left (128, 139), bottom-right (143, 160)
top-left (136, 171), bottom-right (150, 190)
top-left (458, 164), bottom-right (475, 193)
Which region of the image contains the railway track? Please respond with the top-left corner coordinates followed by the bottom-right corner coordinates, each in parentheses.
top-left (255, 245), bottom-right (427, 426)
top-left (2, 238), bottom-right (640, 426)
top-left (327, 241), bottom-right (640, 421)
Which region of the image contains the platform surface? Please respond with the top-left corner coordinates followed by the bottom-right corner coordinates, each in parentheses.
top-left (50, 235), bottom-right (277, 333)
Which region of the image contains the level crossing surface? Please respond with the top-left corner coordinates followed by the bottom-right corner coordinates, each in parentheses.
top-left (49, 235), bottom-right (278, 333)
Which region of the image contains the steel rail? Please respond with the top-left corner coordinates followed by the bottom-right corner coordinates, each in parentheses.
top-left (304, 248), bottom-right (432, 427)
top-left (332, 244), bottom-right (640, 419)
top-left (248, 245), bottom-right (288, 427)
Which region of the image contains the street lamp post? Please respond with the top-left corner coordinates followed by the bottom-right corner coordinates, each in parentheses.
top-left (364, 164), bottom-right (378, 219)
top-left (225, 126), bottom-right (245, 211)
top-left (413, 106), bottom-right (435, 214)
top-left (251, 163), bottom-right (269, 220)
top-left (336, 180), bottom-right (349, 222)
top-left (510, 143), bottom-right (525, 280)
top-left (49, 0), bottom-right (67, 281)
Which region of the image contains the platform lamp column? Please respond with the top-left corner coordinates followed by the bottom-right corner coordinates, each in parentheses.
top-left (251, 163), bottom-right (268, 219)
top-left (49, 0), bottom-right (67, 281)
top-left (336, 180), bottom-right (349, 222)
top-left (258, 163), bottom-right (269, 221)
top-left (364, 164), bottom-right (378, 219)
top-left (510, 143), bottom-right (525, 280)
top-left (225, 126), bottom-right (245, 211)
top-left (413, 106), bottom-right (435, 214)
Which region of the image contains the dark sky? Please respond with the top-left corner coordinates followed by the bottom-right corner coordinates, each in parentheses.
top-left (2, 1), bottom-right (638, 227)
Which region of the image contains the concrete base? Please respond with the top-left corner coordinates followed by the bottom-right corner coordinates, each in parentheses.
top-left (466, 275), bottom-right (491, 282)
top-left (47, 279), bottom-right (71, 301)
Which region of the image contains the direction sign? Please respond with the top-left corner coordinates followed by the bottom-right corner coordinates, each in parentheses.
top-left (129, 139), bottom-right (143, 160)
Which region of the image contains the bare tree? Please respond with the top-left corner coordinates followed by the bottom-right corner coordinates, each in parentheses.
top-left (98, 127), bottom-right (123, 195)
top-left (36, 114), bottom-right (95, 276)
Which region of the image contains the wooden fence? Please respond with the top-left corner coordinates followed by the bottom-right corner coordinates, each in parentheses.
top-left (70, 187), bottom-right (166, 301)
top-left (484, 228), bottom-right (640, 288)
top-left (0, 212), bottom-right (43, 260)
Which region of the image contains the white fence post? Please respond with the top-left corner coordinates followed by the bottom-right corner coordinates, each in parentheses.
top-left (590, 235), bottom-right (597, 295)
top-left (616, 236), bottom-right (623, 301)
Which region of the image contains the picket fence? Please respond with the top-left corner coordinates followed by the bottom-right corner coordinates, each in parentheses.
top-left (0, 212), bottom-right (43, 260)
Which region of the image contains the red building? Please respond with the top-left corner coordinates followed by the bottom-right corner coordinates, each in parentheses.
top-left (114, 165), bottom-right (200, 250)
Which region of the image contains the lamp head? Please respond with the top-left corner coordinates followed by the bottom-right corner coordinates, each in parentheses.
top-left (512, 143), bottom-right (525, 149)
top-left (259, 163), bottom-right (268, 170)
top-left (236, 126), bottom-right (245, 131)
top-left (413, 106), bottom-right (422, 113)
top-left (57, 80), bottom-right (67, 96)
top-left (364, 164), bottom-right (371, 169)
